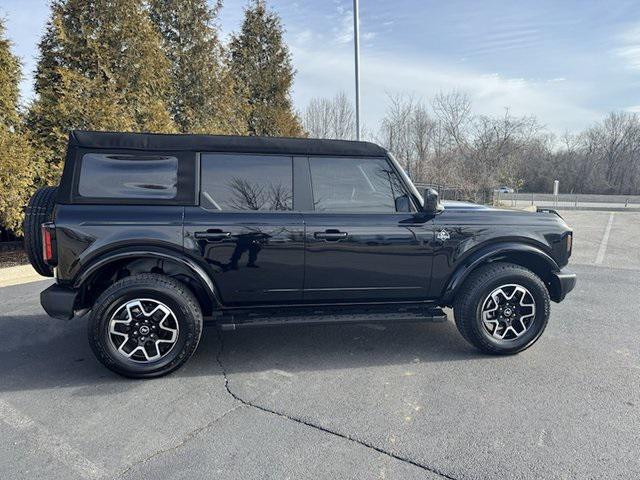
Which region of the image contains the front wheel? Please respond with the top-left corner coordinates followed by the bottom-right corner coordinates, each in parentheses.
top-left (453, 263), bottom-right (550, 355)
top-left (88, 273), bottom-right (203, 378)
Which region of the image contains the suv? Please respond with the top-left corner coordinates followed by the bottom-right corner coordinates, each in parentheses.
top-left (24, 131), bottom-right (576, 378)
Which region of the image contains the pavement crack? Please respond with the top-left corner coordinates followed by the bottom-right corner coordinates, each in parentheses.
top-left (116, 403), bottom-right (245, 479)
top-left (215, 330), bottom-right (458, 480)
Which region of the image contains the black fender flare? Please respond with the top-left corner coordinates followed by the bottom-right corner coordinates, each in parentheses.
top-left (440, 241), bottom-right (560, 304)
top-left (73, 248), bottom-right (222, 307)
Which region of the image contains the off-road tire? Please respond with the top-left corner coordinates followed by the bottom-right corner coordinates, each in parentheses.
top-left (88, 273), bottom-right (203, 378)
top-left (453, 262), bottom-right (550, 355)
top-left (23, 186), bottom-right (58, 277)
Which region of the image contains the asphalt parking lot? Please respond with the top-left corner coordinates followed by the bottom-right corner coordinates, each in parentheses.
top-left (1, 210), bottom-right (639, 480)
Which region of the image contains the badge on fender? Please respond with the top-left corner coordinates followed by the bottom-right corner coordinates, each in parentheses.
top-left (436, 229), bottom-right (450, 242)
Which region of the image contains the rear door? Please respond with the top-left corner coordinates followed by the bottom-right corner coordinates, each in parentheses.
top-left (302, 156), bottom-right (435, 303)
top-left (183, 153), bottom-right (304, 306)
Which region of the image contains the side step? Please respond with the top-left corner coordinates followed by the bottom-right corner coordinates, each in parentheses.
top-left (212, 305), bottom-right (448, 331)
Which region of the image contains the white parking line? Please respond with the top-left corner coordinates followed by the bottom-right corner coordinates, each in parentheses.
top-left (595, 212), bottom-right (615, 265)
top-left (0, 399), bottom-right (107, 479)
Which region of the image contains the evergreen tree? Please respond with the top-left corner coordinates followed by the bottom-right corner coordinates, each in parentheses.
top-left (0, 19), bottom-right (34, 234)
top-left (0, 19), bottom-right (20, 129)
top-left (229, 0), bottom-right (303, 137)
top-left (149, 0), bottom-right (247, 134)
top-left (27, 0), bottom-right (176, 183)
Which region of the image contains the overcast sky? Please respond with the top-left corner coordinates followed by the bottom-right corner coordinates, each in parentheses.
top-left (3, 0), bottom-right (640, 135)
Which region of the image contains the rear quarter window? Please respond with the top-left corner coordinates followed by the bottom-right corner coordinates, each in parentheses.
top-left (78, 153), bottom-right (178, 199)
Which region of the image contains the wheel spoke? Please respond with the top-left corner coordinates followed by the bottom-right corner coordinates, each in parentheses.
top-left (146, 341), bottom-right (161, 360)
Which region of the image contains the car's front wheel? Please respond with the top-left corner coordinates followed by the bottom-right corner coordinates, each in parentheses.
top-left (453, 262), bottom-right (550, 355)
top-left (88, 273), bottom-right (203, 378)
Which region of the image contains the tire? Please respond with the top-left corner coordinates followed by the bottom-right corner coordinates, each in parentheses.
top-left (23, 186), bottom-right (58, 277)
top-left (453, 262), bottom-right (550, 355)
top-left (88, 273), bottom-right (203, 378)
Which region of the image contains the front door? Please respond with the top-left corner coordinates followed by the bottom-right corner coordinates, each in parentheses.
top-left (302, 156), bottom-right (434, 303)
top-left (183, 153), bottom-right (304, 306)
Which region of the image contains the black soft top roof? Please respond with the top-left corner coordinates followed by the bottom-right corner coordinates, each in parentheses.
top-left (69, 130), bottom-right (388, 157)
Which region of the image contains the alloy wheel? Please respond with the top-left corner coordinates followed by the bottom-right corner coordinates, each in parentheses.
top-left (481, 284), bottom-right (536, 341)
top-left (108, 299), bottom-right (179, 362)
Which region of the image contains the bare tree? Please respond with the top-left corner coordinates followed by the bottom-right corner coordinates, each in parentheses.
top-left (431, 91), bottom-right (473, 156)
top-left (229, 177), bottom-right (265, 210)
top-left (303, 92), bottom-right (355, 140)
top-left (303, 89), bottom-right (640, 198)
top-left (268, 183), bottom-right (293, 211)
top-left (228, 178), bottom-right (292, 211)
top-left (378, 91), bottom-right (554, 200)
top-left (376, 93), bottom-right (438, 182)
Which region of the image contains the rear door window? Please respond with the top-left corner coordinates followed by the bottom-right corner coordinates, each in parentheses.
top-left (200, 154), bottom-right (293, 211)
top-left (309, 157), bottom-right (411, 213)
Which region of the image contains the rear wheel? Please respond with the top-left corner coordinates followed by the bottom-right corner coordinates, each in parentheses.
top-left (453, 263), bottom-right (550, 355)
top-left (23, 186), bottom-right (58, 277)
top-left (88, 274), bottom-right (203, 378)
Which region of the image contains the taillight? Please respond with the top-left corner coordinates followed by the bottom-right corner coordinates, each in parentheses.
top-left (566, 233), bottom-right (573, 257)
top-left (41, 223), bottom-right (57, 265)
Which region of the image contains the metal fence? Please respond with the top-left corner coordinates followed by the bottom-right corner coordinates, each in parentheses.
top-left (497, 192), bottom-right (640, 210)
top-left (411, 184), bottom-right (640, 210)
top-left (414, 183), bottom-right (494, 204)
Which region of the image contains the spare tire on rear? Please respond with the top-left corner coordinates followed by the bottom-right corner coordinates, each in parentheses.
top-left (23, 186), bottom-right (58, 277)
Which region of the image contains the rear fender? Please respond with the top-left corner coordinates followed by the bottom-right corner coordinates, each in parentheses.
top-left (73, 248), bottom-right (222, 309)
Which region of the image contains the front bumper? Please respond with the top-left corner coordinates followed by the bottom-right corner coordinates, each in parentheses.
top-left (40, 284), bottom-right (79, 320)
top-left (549, 269), bottom-right (577, 303)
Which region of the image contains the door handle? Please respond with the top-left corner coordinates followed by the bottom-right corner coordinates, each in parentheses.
top-left (314, 230), bottom-right (348, 241)
top-left (194, 231), bottom-right (231, 242)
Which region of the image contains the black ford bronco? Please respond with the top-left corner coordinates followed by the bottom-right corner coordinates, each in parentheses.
top-left (24, 131), bottom-right (576, 378)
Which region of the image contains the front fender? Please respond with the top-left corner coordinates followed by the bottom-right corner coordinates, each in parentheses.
top-left (440, 242), bottom-right (560, 305)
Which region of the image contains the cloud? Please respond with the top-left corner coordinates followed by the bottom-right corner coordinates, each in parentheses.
top-left (615, 24), bottom-right (640, 70)
top-left (294, 29), bottom-right (313, 44)
top-left (290, 43), bottom-right (600, 135)
top-left (333, 4), bottom-right (353, 45)
top-left (462, 28), bottom-right (542, 57)
top-left (617, 46), bottom-right (640, 70)
top-left (331, 2), bottom-right (376, 46)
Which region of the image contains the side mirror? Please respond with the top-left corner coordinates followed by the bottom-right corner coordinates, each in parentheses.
top-left (422, 188), bottom-right (443, 214)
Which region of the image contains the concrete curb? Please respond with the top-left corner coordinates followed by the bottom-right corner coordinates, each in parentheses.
top-left (0, 265), bottom-right (47, 288)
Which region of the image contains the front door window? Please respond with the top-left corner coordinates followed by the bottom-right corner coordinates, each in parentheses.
top-left (309, 157), bottom-right (411, 213)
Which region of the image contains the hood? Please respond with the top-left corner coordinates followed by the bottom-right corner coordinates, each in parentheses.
top-left (439, 200), bottom-right (569, 228)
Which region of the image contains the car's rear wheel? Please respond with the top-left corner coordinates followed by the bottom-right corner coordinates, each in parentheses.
top-left (88, 273), bottom-right (203, 378)
top-left (453, 262), bottom-right (550, 355)
top-left (23, 186), bottom-right (58, 277)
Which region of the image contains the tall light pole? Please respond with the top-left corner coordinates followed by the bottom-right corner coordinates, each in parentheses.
top-left (353, 0), bottom-right (361, 141)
